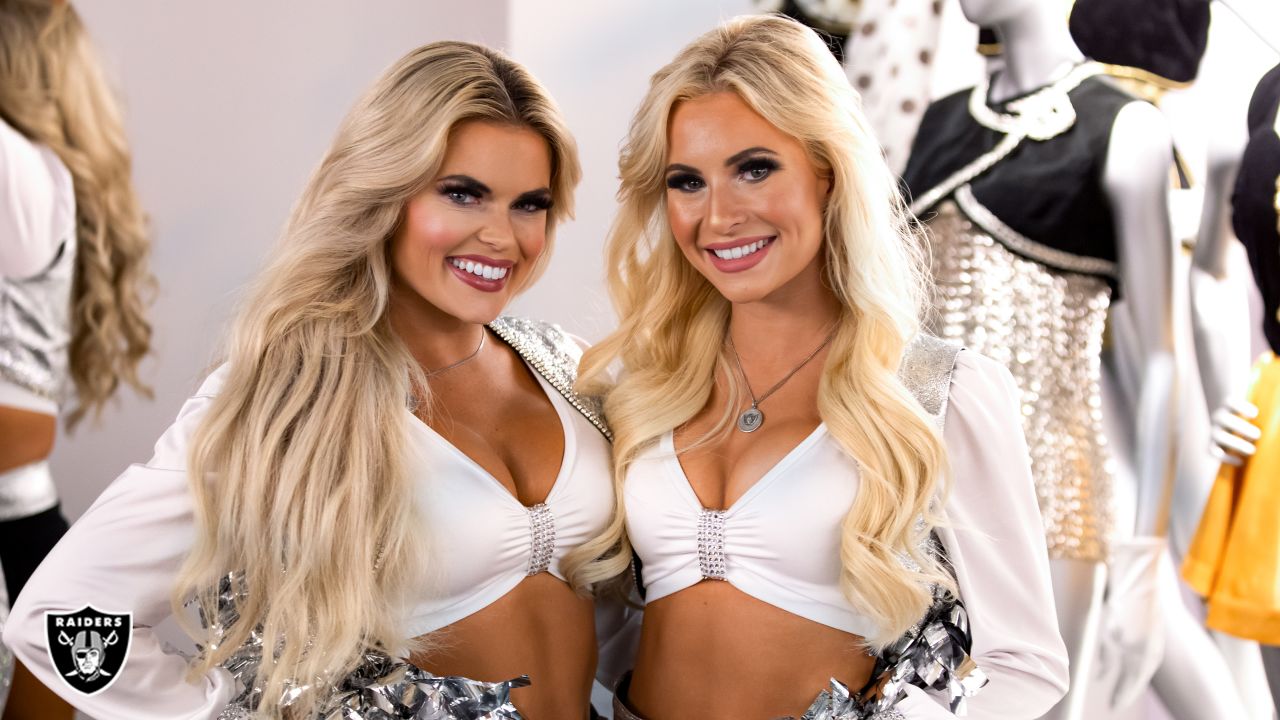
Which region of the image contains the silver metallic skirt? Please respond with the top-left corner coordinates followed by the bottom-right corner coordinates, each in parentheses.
top-left (0, 460), bottom-right (58, 522)
top-left (202, 574), bottom-right (529, 719)
top-left (925, 199), bottom-right (1114, 561)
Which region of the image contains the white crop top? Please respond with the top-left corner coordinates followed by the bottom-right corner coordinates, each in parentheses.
top-left (624, 350), bottom-right (1070, 718)
top-left (0, 115), bottom-right (76, 416)
top-left (404, 365), bottom-right (613, 637)
top-left (626, 422), bottom-right (870, 634)
top-left (3, 353), bottom-right (614, 720)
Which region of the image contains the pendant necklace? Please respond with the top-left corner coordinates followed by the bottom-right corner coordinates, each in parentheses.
top-left (727, 325), bottom-right (835, 433)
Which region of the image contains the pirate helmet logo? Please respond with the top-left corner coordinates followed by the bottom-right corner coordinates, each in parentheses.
top-left (44, 606), bottom-right (131, 695)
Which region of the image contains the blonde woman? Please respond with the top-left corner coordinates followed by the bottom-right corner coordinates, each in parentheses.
top-left (0, 1), bottom-right (152, 717)
top-left (566, 15), bottom-right (1068, 720)
top-left (4, 40), bottom-right (614, 720)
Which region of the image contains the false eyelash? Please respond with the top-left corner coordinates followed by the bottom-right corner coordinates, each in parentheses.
top-left (666, 173), bottom-right (705, 191)
top-left (738, 157), bottom-right (780, 179)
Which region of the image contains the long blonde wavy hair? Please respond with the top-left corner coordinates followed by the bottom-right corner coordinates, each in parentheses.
top-left (171, 42), bottom-right (579, 718)
top-left (565, 14), bottom-right (953, 648)
top-left (0, 0), bottom-right (153, 427)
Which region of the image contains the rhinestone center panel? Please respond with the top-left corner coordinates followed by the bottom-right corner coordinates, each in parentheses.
top-left (697, 508), bottom-right (728, 580)
top-left (526, 503), bottom-right (557, 576)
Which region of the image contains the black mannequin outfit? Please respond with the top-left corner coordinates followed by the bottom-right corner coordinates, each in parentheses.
top-left (902, 64), bottom-right (1137, 563)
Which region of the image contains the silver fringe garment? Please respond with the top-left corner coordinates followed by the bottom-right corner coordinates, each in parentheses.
top-left (202, 574), bottom-right (529, 720)
top-left (786, 335), bottom-right (990, 719)
top-left (0, 238), bottom-right (74, 403)
top-left (0, 240), bottom-right (74, 521)
top-left (912, 65), bottom-right (1116, 562)
top-left (206, 316), bottom-right (608, 719)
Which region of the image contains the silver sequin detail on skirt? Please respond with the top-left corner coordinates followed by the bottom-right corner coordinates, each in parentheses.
top-left (525, 503), bottom-right (556, 576)
top-left (0, 240), bottom-right (74, 403)
top-left (924, 200), bottom-right (1114, 561)
top-left (697, 508), bottom-right (728, 581)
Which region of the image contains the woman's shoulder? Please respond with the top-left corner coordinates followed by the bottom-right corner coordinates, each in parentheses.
top-left (0, 116), bottom-right (76, 278)
top-left (898, 334), bottom-right (1018, 430)
top-left (949, 347), bottom-right (1018, 404)
top-left (146, 364), bottom-right (231, 471)
top-left (489, 315), bottom-right (611, 439)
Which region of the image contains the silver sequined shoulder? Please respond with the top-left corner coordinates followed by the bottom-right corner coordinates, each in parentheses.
top-left (486, 316), bottom-right (611, 441)
top-left (896, 333), bottom-right (963, 430)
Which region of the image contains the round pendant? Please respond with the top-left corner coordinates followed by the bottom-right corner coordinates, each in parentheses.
top-left (737, 407), bottom-right (764, 433)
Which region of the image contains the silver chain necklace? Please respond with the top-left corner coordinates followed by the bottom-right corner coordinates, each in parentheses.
top-left (726, 326), bottom-right (835, 433)
top-left (424, 328), bottom-right (487, 377)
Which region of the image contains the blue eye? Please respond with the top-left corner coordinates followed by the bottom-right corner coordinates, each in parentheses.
top-left (441, 186), bottom-right (480, 206)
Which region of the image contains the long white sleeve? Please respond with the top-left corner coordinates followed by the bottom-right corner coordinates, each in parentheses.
top-left (2, 369), bottom-right (236, 720)
top-left (896, 351), bottom-right (1069, 719)
top-left (0, 117), bottom-right (74, 279)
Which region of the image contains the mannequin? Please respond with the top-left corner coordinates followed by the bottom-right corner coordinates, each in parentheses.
top-left (1072, 1), bottom-right (1273, 716)
top-left (1183, 61), bottom-right (1280, 711)
top-left (901, 2), bottom-right (1246, 718)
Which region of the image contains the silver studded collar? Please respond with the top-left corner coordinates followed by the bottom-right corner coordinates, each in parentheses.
top-left (486, 316), bottom-right (612, 442)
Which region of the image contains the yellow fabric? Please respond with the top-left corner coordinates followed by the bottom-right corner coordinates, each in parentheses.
top-left (1182, 353), bottom-right (1280, 643)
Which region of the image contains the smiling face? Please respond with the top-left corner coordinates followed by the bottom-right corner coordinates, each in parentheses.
top-left (389, 120), bottom-right (553, 325)
top-left (664, 91), bottom-right (831, 305)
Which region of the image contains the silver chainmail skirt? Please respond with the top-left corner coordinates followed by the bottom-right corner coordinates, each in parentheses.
top-left (924, 200), bottom-right (1114, 561)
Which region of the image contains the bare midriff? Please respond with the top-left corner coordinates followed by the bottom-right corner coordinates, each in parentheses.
top-left (410, 572), bottom-right (597, 720)
top-left (628, 581), bottom-right (876, 720)
top-left (0, 405), bottom-right (56, 473)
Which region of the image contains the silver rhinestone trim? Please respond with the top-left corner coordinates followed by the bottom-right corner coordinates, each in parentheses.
top-left (955, 185), bottom-right (1119, 279)
top-left (486, 316), bottom-right (612, 441)
top-left (967, 62), bottom-right (1101, 140)
top-left (908, 132), bottom-right (1023, 217)
top-left (697, 508), bottom-right (728, 581)
top-left (526, 503), bottom-right (556, 576)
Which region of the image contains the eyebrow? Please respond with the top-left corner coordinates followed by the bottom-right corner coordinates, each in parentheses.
top-left (664, 146), bottom-right (780, 175)
top-left (724, 146), bottom-right (777, 166)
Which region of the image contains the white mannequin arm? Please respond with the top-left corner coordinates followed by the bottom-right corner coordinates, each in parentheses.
top-left (1093, 99), bottom-right (1178, 708)
top-left (1103, 100), bottom-right (1178, 538)
top-left (1189, 117), bottom-right (1260, 464)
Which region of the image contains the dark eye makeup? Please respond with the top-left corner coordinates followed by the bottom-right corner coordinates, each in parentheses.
top-left (663, 150), bottom-right (782, 193)
top-left (737, 156), bottom-right (779, 181)
top-left (438, 176), bottom-right (488, 206)
top-left (513, 190), bottom-right (553, 213)
top-left (436, 174), bottom-right (551, 212)
top-left (665, 172), bottom-right (706, 193)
